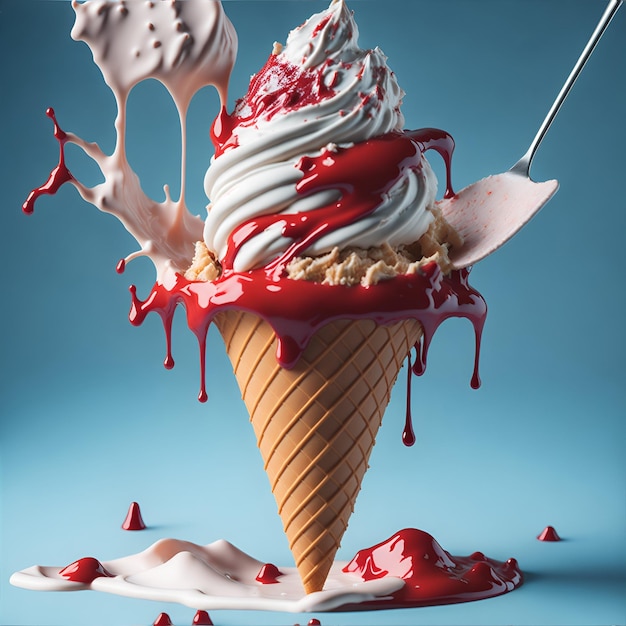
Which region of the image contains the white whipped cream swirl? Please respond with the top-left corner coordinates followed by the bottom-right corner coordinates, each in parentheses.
top-left (203, 0), bottom-right (438, 273)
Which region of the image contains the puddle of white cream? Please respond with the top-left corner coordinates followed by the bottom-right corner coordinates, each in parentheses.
top-left (10, 537), bottom-right (404, 613)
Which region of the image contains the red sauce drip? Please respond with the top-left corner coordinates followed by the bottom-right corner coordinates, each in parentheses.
top-left (402, 350), bottom-right (416, 447)
top-left (342, 528), bottom-right (522, 609)
top-left (255, 562), bottom-right (284, 584)
top-left (116, 258), bottom-right (126, 274)
top-left (537, 526), bottom-right (561, 542)
top-left (23, 108), bottom-right (74, 215)
top-left (58, 557), bottom-right (113, 584)
top-left (308, 620), bottom-right (322, 626)
top-left (153, 613), bottom-right (173, 626)
top-left (121, 501), bottom-right (146, 530)
top-left (192, 610), bottom-right (213, 625)
top-left (129, 263), bottom-right (486, 402)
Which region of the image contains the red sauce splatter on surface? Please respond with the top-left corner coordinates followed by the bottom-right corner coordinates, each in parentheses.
top-left (537, 526), bottom-right (561, 542)
top-left (58, 557), bottom-right (113, 584)
top-left (308, 620), bottom-right (322, 626)
top-left (153, 613), bottom-right (173, 626)
top-left (192, 610), bottom-right (214, 625)
top-left (256, 563), bottom-right (284, 584)
top-left (122, 501), bottom-right (146, 530)
top-left (341, 528), bottom-right (522, 609)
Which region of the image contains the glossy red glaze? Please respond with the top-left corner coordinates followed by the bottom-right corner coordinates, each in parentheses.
top-left (23, 108), bottom-right (74, 215)
top-left (342, 528), bottom-right (522, 609)
top-left (122, 501), bottom-right (146, 531)
top-left (58, 557), bottom-right (113, 584)
top-left (192, 610), bottom-right (214, 625)
top-left (537, 526), bottom-right (561, 542)
top-left (129, 264), bottom-right (486, 411)
top-left (256, 563), bottom-right (284, 584)
top-left (153, 613), bottom-right (173, 626)
top-left (308, 620), bottom-right (322, 626)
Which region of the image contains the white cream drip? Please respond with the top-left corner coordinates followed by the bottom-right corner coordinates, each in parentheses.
top-left (64, 0), bottom-right (237, 279)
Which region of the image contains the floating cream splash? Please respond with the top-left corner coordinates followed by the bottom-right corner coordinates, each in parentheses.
top-left (63, 0), bottom-right (237, 279)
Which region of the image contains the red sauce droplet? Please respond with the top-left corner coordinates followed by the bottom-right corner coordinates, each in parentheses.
top-left (153, 613), bottom-right (173, 626)
top-left (308, 620), bottom-right (322, 626)
top-left (121, 501), bottom-right (146, 530)
top-left (192, 610), bottom-right (213, 625)
top-left (58, 557), bottom-right (113, 584)
top-left (22, 108), bottom-right (74, 215)
top-left (402, 350), bottom-right (416, 447)
top-left (256, 562), bottom-right (284, 584)
top-left (116, 258), bottom-right (126, 274)
top-left (342, 528), bottom-right (522, 608)
top-left (537, 526), bottom-right (561, 542)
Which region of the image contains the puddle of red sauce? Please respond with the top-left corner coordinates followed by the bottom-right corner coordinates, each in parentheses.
top-left (341, 528), bottom-right (522, 609)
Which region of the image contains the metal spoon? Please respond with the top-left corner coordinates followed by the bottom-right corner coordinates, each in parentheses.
top-left (438, 0), bottom-right (622, 270)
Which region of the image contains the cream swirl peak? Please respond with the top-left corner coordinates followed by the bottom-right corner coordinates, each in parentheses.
top-left (203, 0), bottom-right (439, 274)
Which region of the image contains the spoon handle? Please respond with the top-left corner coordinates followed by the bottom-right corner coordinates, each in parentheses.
top-left (512, 0), bottom-right (622, 176)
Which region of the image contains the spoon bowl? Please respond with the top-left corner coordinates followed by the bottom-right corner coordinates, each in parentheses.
top-left (438, 0), bottom-right (621, 270)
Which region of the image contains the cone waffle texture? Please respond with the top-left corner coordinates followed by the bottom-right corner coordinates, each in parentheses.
top-left (215, 310), bottom-right (422, 594)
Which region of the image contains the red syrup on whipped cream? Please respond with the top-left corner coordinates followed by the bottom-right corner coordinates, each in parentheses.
top-left (25, 109), bottom-right (487, 436)
top-left (59, 557), bottom-right (113, 584)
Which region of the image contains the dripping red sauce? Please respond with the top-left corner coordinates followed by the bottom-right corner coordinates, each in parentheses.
top-left (23, 108), bottom-right (74, 215)
top-left (340, 528), bottom-right (522, 610)
top-left (402, 350), bottom-right (416, 447)
top-left (25, 109), bottom-right (485, 418)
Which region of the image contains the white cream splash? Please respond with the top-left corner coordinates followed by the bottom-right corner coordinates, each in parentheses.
top-left (65, 0), bottom-right (237, 279)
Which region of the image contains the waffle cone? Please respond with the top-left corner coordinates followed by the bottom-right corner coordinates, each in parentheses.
top-left (214, 310), bottom-right (422, 594)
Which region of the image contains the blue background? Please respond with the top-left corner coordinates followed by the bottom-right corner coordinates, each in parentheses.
top-left (1, 1), bottom-right (625, 625)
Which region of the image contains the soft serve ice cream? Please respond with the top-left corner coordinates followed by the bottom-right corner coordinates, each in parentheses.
top-left (18, 0), bottom-right (521, 607)
top-left (198, 0), bottom-right (455, 280)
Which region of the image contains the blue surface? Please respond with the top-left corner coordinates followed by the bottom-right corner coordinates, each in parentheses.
top-left (1, 1), bottom-right (625, 625)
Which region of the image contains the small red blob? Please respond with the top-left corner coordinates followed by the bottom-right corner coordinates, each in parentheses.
top-left (192, 610), bottom-right (213, 625)
top-left (116, 258), bottom-right (126, 274)
top-left (308, 620), bottom-right (322, 626)
top-left (153, 613), bottom-right (173, 626)
top-left (122, 501), bottom-right (146, 530)
top-left (58, 557), bottom-right (113, 584)
top-left (256, 562), bottom-right (283, 584)
top-left (537, 526), bottom-right (561, 542)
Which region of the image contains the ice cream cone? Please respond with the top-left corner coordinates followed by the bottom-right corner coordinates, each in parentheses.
top-left (214, 310), bottom-right (422, 593)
